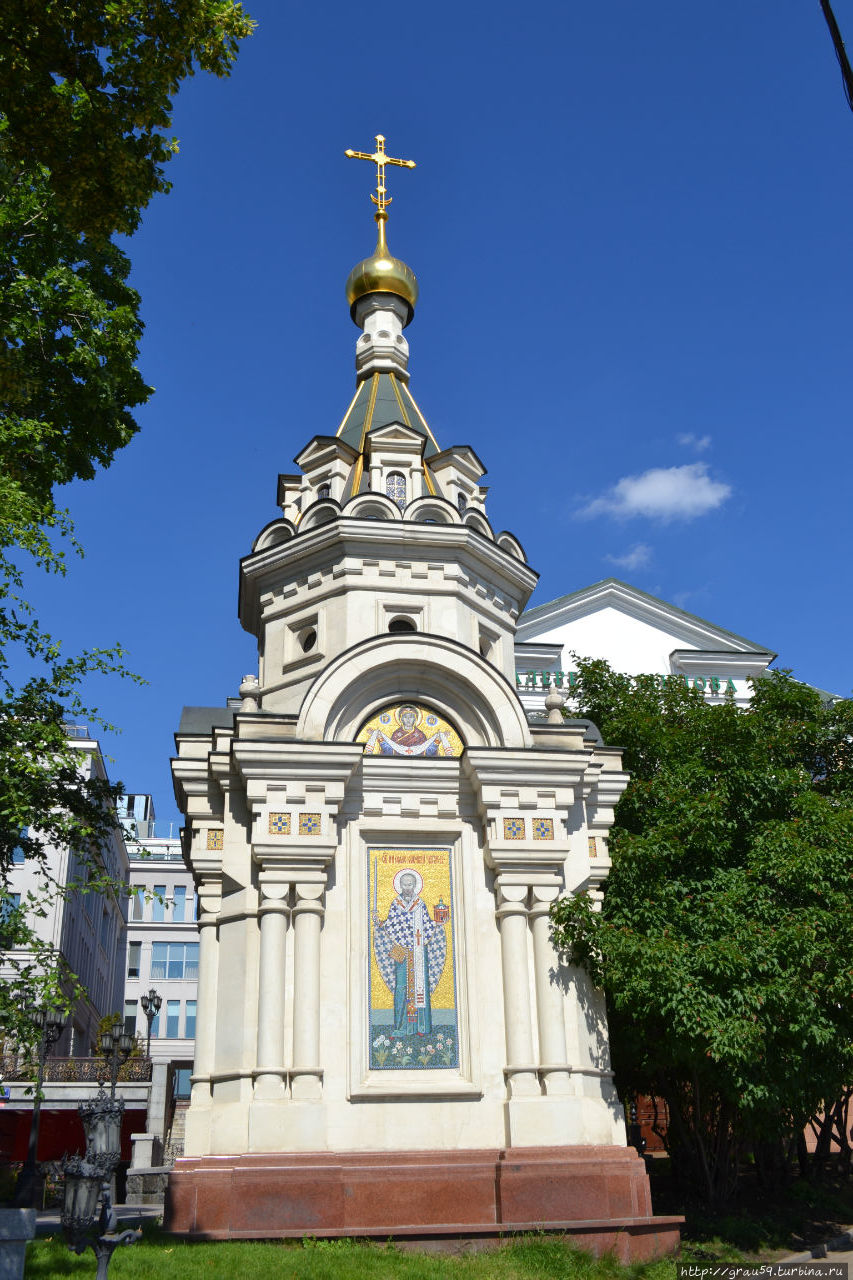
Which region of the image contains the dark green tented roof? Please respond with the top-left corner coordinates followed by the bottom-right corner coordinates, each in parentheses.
top-left (336, 372), bottom-right (439, 458)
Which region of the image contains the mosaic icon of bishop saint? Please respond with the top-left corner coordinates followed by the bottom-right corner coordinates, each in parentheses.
top-left (372, 868), bottom-right (447, 1036)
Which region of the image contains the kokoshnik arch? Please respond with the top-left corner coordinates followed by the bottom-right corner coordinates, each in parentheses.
top-left (167, 135), bottom-right (681, 1255)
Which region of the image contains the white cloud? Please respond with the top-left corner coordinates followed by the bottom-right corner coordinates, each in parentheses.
top-left (605, 543), bottom-right (652, 571)
top-left (577, 463), bottom-right (731, 523)
top-left (677, 432), bottom-right (712, 452)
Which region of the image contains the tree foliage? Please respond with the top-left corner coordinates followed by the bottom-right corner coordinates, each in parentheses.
top-left (0, 0), bottom-right (254, 558)
top-left (550, 660), bottom-right (853, 1204)
top-left (0, 142), bottom-right (151, 563)
top-left (0, 1), bottom-right (255, 239)
top-left (0, 1), bottom-right (252, 1050)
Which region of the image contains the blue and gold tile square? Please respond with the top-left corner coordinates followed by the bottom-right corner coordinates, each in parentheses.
top-left (268, 813), bottom-right (290, 835)
top-left (503, 817), bottom-right (525, 840)
top-left (206, 829), bottom-right (223, 851)
top-left (533, 818), bottom-right (554, 840)
top-left (299, 812), bottom-right (321, 836)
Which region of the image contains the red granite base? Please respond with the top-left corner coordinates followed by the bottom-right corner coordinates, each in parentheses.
top-left (165, 1146), bottom-right (681, 1259)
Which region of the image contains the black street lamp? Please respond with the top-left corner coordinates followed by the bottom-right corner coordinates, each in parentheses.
top-left (139, 988), bottom-right (161, 1059)
top-left (15, 1005), bottom-right (65, 1207)
top-left (97, 1016), bottom-right (134, 1100)
top-left (63, 1104), bottom-right (141, 1277)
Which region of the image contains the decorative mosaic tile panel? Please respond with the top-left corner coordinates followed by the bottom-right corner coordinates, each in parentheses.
top-left (357, 702), bottom-right (463, 758)
top-left (532, 818), bottom-right (554, 840)
top-left (299, 812), bottom-right (321, 836)
top-left (268, 813), bottom-right (290, 835)
top-left (368, 846), bottom-right (458, 1070)
top-left (503, 817), bottom-right (525, 840)
top-left (588, 836), bottom-right (597, 857)
top-left (206, 829), bottom-right (223, 851)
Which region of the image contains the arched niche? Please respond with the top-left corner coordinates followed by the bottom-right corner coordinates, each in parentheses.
top-left (342, 493), bottom-right (402, 521)
top-left (299, 499), bottom-right (340, 533)
top-left (463, 510), bottom-right (495, 541)
top-left (405, 495), bottom-right (458, 525)
top-left (296, 633), bottom-right (531, 750)
top-left (251, 518), bottom-right (297, 553)
top-left (496, 531), bottom-right (528, 562)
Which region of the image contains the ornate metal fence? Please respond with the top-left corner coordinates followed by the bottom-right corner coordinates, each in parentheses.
top-left (0, 1055), bottom-right (152, 1084)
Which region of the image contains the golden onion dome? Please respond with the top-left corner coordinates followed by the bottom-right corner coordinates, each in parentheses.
top-left (345, 213), bottom-right (418, 325)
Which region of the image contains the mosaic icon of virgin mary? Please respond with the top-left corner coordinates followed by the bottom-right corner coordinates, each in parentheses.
top-left (372, 868), bottom-right (447, 1035)
top-left (360, 703), bottom-right (460, 757)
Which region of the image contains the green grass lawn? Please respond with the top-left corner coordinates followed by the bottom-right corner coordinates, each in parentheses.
top-left (25, 1228), bottom-right (679, 1280)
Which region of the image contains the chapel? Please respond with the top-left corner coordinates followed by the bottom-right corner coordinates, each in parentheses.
top-left (167, 136), bottom-right (680, 1255)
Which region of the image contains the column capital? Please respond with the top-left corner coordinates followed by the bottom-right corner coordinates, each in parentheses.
top-left (529, 884), bottom-right (561, 912)
top-left (293, 882), bottom-right (325, 915)
top-left (495, 883), bottom-right (529, 917)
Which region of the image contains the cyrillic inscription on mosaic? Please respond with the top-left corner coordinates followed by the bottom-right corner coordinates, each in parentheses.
top-left (369, 847), bottom-right (458, 1069)
top-left (357, 703), bottom-right (463, 758)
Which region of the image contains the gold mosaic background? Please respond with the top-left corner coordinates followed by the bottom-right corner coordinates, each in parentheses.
top-left (368, 847), bottom-right (456, 1010)
top-left (357, 702), bottom-right (463, 757)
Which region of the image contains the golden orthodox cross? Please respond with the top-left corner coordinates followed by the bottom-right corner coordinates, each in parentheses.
top-left (345, 134), bottom-right (416, 215)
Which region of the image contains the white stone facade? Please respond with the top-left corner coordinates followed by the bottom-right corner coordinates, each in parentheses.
top-left (171, 270), bottom-right (632, 1165)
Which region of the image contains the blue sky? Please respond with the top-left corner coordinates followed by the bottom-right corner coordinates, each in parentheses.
top-left (26, 1), bottom-right (853, 822)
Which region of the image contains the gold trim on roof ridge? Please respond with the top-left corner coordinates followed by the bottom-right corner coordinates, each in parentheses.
top-left (400, 381), bottom-right (441, 453)
top-left (346, 373), bottom-right (379, 498)
top-left (335, 383), bottom-right (363, 438)
top-left (389, 376), bottom-right (436, 496)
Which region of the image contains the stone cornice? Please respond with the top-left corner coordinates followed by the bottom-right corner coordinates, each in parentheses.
top-left (239, 517), bottom-right (537, 635)
top-left (232, 740), bottom-right (362, 816)
top-left (462, 748), bottom-right (592, 811)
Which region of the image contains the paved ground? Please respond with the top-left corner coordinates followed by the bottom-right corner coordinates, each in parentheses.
top-left (783, 1229), bottom-right (853, 1267)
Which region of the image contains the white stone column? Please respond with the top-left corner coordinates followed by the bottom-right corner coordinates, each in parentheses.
top-left (254, 886), bottom-right (289, 1099)
top-left (495, 884), bottom-right (539, 1096)
top-left (291, 883), bottom-right (325, 1100)
top-left (191, 906), bottom-right (219, 1104)
top-left (529, 886), bottom-right (572, 1096)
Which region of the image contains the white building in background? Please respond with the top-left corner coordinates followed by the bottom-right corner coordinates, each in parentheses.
top-left (118, 795), bottom-right (197, 1108)
top-left (515, 578), bottom-right (779, 718)
top-left (1, 725), bottom-right (129, 1056)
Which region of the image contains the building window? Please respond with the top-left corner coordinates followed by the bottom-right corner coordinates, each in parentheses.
top-left (181, 942), bottom-right (199, 980)
top-left (127, 942), bottom-right (141, 979)
top-left (388, 616), bottom-right (416, 634)
top-left (151, 942), bottom-right (199, 981)
top-left (457, 492), bottom-right (468, 514)
top-left (12, 828), bottom-right (28, 864)
top-left (149, 1008), bottom-right (160, 1039)
top-left (173, 1067), bottom-right (192, 1099)
top-left (152, 885), bottom-right (166, 923)
top-left (124, 1000), bottom-right (137, 1035)
top-left (318, 483), bottom-right (331, 500)
top-left (185, 1000), bottom-right (197, 1039)
top-left (0, 893), bottom-right (21, 923)
top-left (172, 886), bottom-right (186, 922)
top-left (386, 471), bottom-right (406, 509)
top-left (165, 1000), bottom-right (180, 1039)
top-left (131, 885), bottom-right (144, 921)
